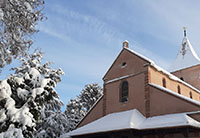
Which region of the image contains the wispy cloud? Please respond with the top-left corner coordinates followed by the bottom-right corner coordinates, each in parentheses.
top-left (143, 0), bottom-right (200, 51)
top-left (41, 3), bottom-right (121, 44)
top-left (40, 3), bottom-right (171, 71)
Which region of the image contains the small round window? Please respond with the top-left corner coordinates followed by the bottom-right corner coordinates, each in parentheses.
top-left (121, 62), bottom-right (127, 68)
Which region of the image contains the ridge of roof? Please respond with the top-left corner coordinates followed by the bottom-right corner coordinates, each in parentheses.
top-left (124, 47), bottom-right (154, 64)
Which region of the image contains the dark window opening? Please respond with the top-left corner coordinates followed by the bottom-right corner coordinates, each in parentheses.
top-left (120, 81), bottom-right (128, 102)
top-left (190, 92), bottom-right (193, 99)
top-left (162, 78), bottom-right (166, 88)
top-left (121, 62), bottom-right (127, 68)
top-left (177, 85), bottom-right (181, 94)
top-left (180, 77), bottom-right (184, 81)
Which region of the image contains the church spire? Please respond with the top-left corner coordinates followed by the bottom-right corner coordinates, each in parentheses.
top-left (169, 29), bottom-right (200, 72)
top-left (183, 26), bottom-right (187, 37)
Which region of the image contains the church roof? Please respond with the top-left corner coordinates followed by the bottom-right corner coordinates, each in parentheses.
top-left (169, 36), bottom-right (200, 72)
top-left (149, 83), bottom-right (200, 106)
top-left (106, 47), bottom-right (200, 94)
top-left (64, 109), bottom-right (200, 137)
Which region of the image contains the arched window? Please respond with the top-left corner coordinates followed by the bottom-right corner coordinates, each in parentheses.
top-left (120, 81), bottom-right (128, 102)
top-left (190, 92), bottom-right (193, 99)
top-left (177, 85), bottom-right (181, 94)
top-left (162, 78), bottom-right (166, 88)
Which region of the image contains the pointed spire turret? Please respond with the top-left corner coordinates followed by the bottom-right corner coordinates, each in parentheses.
top-left (169, 28), bottom-right (200, 72)
top-left (183, 26), bottom-right (187, 37)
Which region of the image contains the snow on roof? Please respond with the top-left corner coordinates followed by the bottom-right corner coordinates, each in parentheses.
top-left (68, 109), bottom-right (145, 136)
top-left (65, 109), bottom-right (200, 137)
top-left (169, 37), bottom-right (200, 72)
top-left (151, 63), bottom-right (200, 94)
top-left (105, 73), bottom-right (135, 84)
top-left (149, 83), bottom-right (200, 106)
top-left (125, 47), bottom-right (154, 64)
top-left (109, 47), bottom-right (200, 94)
top-left (141, 111), bottom-right (200, 129)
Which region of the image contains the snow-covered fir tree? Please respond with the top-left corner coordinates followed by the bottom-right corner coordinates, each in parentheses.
top-left (65, 98), bottom-right (86, 131)
top-left (79, 83), bottom-right (103, 111)
top-left (65, 83), bottom-right (103, 131)
top-left (0, 50), bottom-right (66, 138)
top-left (0, 0), bottom-right (45, 69)
top-left (35, 111), bottom-right (69, 138)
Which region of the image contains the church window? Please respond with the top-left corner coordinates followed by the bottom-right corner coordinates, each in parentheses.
top-left (120, 81), bottom-right (128, 102)
top-left (162, 78), bottom-right (166, 88)
top-left (190, 92), bottom-right (193, 99)
top-left (177, 85), bottom-right (181, 94)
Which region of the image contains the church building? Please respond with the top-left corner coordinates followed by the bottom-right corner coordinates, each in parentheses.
top-left (64, 29), bottom-right (200, 138)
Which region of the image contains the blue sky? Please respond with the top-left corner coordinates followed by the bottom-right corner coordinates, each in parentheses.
top-left (4, 0), bottom-right (200, 110)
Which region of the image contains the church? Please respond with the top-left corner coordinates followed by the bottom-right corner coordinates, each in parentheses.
top-left (64, 29), bottom-right (200, 138)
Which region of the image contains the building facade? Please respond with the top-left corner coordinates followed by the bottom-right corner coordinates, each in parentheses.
top-left (64, 31), bottom-right (200, 138)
